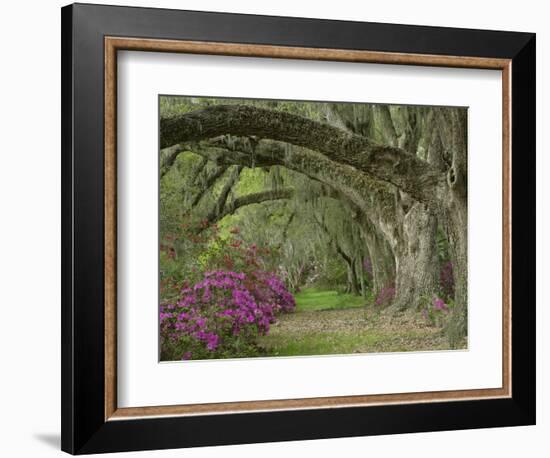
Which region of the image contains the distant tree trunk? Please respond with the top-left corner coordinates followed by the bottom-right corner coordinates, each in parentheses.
top-left (347, 263), bottom-right (360, 295)
top-left (357, 258), bottom-right (367, 298)
top-left (364, 229), bottom-right (395, 294)
top-left (335, 244), bottom-right (359, 295)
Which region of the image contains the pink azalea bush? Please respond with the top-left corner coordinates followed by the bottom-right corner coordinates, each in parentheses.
top-left (374, 284), bottom-right (395, 307)
top-left (432, 296), bottom-right (449, 312)
top-left (249, 270), bottom-right (296, 314)
top-left (160, 222), bottom-right (279, 304)
top-left (160, 270), bottom-right (295, 361)
top-left (420, 294), bottom-right (451, 327)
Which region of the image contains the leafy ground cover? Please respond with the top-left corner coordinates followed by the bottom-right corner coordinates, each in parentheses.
top-left (257, 288), bottom-right (466, 357)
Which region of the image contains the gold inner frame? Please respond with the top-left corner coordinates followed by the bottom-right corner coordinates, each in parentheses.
top-left (104, 36), bottom-right (512, 421)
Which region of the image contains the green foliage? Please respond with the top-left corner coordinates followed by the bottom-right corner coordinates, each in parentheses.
top-left (311, 256), bottom-right (348, 291)
top-left (160, 332), bottom-right (261, 361)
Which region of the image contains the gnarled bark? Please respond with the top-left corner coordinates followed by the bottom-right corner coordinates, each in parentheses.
top-left (161, 105), bottom-right (446, 207)
top-left (392, 202), bottom-right (439, 310)
top-left (357, 106), bottom-right (441, 310)
top-left (438, 108), bottom-right (468, 309)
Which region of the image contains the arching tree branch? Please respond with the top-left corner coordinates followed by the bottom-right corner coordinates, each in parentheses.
top-left (161, 137), bottom-right (406, 256)
top-left (179, 138), bottom-right (399, 232)
top-left (160, 105), bottom-right (446, 206)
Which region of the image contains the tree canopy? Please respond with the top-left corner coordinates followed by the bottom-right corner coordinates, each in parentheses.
top-left (159, 95), bottom-right (468, 360)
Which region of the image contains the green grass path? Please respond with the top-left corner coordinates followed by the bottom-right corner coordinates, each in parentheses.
top-left (294, 288), bottom-right (366, 311)
top-left (257, 288), bottom-right (460, 357)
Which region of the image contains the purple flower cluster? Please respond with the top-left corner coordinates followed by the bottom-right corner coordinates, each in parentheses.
top-left (421, 294), bottom-right (450, 327)
top-left (432, 296), bottom-right (449, 312)
top-left (251, 271), bottom-right (296, 314)
top-left (375, 285), bottom-right (395, 307)
top-left (160, 270), bottom-right (295, 360)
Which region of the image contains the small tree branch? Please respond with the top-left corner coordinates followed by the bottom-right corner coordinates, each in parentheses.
top-left (160, 144), bottom-right (185, 178)
top-left (188, 164), bottom-right (228, 209)
top-left (217, 188), bottom-right (295, 222)
top-left (205, 166), bottom-right (243, 224)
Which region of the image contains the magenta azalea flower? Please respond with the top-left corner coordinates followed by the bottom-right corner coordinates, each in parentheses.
top-left (432, 296), bottom-right (449, 312)
top-left (160, 270), bottom-right (295, 359)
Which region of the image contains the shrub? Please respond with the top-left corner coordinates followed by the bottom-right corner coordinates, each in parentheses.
top-left (160, 221), bottom-right (281, 303)
top-left (418, 294), bottom-right (467, 348)
top-left (160, 270), bottom-right (295, 361)
top-left (374, 284), bottom-right (395, 307)
top-left (249, 270), bottom-right (296, 314)
top-left (420, 294), bottom-right (450, 327)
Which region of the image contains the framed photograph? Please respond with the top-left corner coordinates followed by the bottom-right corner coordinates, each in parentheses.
top-left (61, 3), bottom-right (536, 454)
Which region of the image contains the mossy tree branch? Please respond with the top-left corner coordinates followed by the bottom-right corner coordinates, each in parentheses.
top-left (160, 105), bottom-right (447, 207)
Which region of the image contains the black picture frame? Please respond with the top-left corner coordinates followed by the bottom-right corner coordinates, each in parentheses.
top-left (61, 3), bottom-right (536, 454)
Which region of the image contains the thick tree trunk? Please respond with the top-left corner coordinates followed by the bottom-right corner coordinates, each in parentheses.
top-left (438, 108), bottom-right (468, 310)
top-left (445, 197), bottom-right (467, 308)
top-left (391, 201), bottom-right (440, 311)
top-left (389, 120), bottom-right (446, 311)
top-left (358, 258), bottom-right (367, 297)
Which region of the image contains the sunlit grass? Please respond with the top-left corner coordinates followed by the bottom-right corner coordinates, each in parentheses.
top-left (258, 324), bottom-right (451, 357)
top-left (257, 288), bottom-right (463, 357)
top-left (294, 288), bottom-right (366, 311)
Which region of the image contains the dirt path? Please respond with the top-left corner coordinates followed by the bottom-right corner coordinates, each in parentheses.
top-left (258, 306), bottom-right (462, 356)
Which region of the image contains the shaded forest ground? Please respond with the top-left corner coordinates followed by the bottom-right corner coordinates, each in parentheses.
top-left (257, 288), bottom-right (466, 356)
